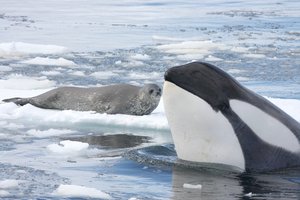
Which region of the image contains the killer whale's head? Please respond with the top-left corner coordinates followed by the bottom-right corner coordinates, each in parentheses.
top-left (164, 62), bottom-right (241, 112)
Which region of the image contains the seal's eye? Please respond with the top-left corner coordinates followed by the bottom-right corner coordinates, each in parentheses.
top-left (149, 89), bottom-right (154, 94)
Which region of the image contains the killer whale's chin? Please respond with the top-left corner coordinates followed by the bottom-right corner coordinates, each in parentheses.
top-left (163, 81), bottom-right (245, 171)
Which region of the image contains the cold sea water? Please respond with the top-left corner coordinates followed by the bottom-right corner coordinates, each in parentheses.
top-left (0, 0), bottom-right (300, 199)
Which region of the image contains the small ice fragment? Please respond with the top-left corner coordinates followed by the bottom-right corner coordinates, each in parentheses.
top-left (47, 140), bottom-right (89, 154)
top-left (115, 60), bottom-right (122, 65)
top-left (243, 53), bottom-right (266, 58)
top-left (21, 57), bottom-right (76, 67)
top-left (16, 170), bottom-right (27, 174)
top-left (131, 53), bottom-right (150, 60)
top-left (244, 192), bottom-right (253, 197)
top-left (205, 55), bottom-right (223, 62)
top-left (54, 184), bottom-right (111, 199)
top-left (90, 71), bottom-right (118, 79)
top-left (0, 66), bottom-right (12, 72)
top-left (0, 179), bottom-right (19, 189)
top-left (0, 190), bottom-right (9, 197)
top-left (183, 183), bottom-right (202, 189)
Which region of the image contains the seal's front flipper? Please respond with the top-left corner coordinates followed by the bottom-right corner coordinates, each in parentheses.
top-left (2, 97), bottom-right (29, 106)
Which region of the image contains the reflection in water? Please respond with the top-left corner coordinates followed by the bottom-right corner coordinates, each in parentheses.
top-left (172, 167), bottom-right (242, 200)
top-left (240, 170), bottom-right (300, 199)
top-left (172, 167), bottom-right (300, 200)
top-left (126, 145), bottom-right (300, 200)
top-left (62, 134), bottom-right (151, 149)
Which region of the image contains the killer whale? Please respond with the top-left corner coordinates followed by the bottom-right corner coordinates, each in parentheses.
top-left (163, 62), bottom-right (300, 172)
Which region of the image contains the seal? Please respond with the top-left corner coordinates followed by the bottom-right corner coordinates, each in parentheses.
top-left (3, 83), bottom-right (161, 116)
top-left (163, 62), bottom-right (300, 172)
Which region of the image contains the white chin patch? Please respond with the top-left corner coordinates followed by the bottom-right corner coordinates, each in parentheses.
top-left (163, 81), bottom-right (245, 170)
top-left (230, 99), bottom-right (300, 153)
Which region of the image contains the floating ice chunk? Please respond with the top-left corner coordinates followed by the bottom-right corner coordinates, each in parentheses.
top-left (21, 57), bottom-right (76, 67)
top-left (183, 183), bottom-right (202, 189)
top-left (123, 60), bottom-right (144, 67)
top-left (235, 76), bottom-right (250, 81)
top-left (231, 46), bottom-right (249, 53)
top-left (115, 60), bottom-right (122, 65)
top-left (128, 198), bottom-right (141, 200)
top-left (128, 72), bottom-right (161, 80)
top-left (0, 121), bottom-right (24, 130)
top-left (0, 66), bottom-right (12, 72)
top-left (0, 100), bottom-right (169, 131)
top-left (131, 53), bottom-right (150, 61)
top-left (90, 71), bottom-right (118, 79)
top-left (176, 54), bottom-right (205, 61)
top-left (0, 42), bottom-right (68, 57)
top-left (47, 140), bottom-right (89, 155)
top-left (205, 55), bottom-right (223, 62)
top-left (70, 71), bottom-right (85, 76)
top-left (0, 190), bottom-right (9, 197)
top-left (227, 69), bottom-right (246, 74)
top-left (0, 74), bottom-right (56, 90)
top-left (152, 35), bottom-right (203, 42)
top-left (0, 179), bottom-right (20, 189)
top-left (152, 35), bottom-right (188, 41)
top-left (244, 192), bottom-right (253, 197)
top-left (16, 170), bottom-right (27, 174)
top-left (157, 40), bottom-right (228, 54)
top-left (243, 53), bottom-right (266, 58)
top-left (157, 40), bottom-right (228, 61)
top-left (27, 129), bottom-right (74, 138)
top-left (41, 71), bottom-right (62, 76)
top-left (54, 184), bottom-right (111, 199)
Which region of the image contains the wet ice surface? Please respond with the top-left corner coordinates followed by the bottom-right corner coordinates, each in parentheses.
top-left (0, 0), bottom-right (300, 199)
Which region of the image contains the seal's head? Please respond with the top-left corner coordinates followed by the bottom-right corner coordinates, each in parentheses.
top-left (137, 84), bottom-right (161, 115)
top-left (140, 84), bottom-right (161, 99)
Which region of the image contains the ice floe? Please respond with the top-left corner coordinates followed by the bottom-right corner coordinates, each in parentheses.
top-left (0, 190), bottom-right (9, 197)
top-left (157, 40), bottom-right (228, 61)
top-left (41, 71), bottom-right (62, 76)
top-left (0, 74), bottom-right (56, 90)
top-left (47, 140), bottom-right (89, 155)
top-left (27, 129), bottom-right (75, 138)
top-left (0, 179), bottom-right (20, 189)
top-left (21, 57), bottom-right (76, 67)
top-left (53, 184), bottom-right (111, 199)
top-left (131, 53), bottom-right (151, 61)
top-left (0, 42), bottom-right (68, 57)
top-left (90, 71), bottom-right (119, 79)
top-left (0, 66), bottom-right (12, 72)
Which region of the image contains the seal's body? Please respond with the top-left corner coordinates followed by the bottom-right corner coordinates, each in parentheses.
top-left (3, 84), bottom-right (161, 116)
